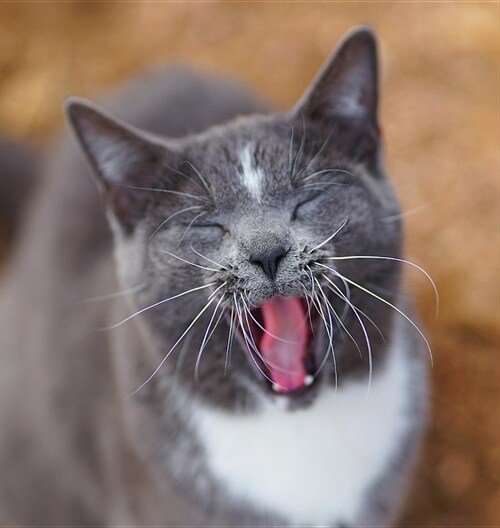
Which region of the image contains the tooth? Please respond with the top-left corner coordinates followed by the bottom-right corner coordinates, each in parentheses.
top-left (272, 383), bottom-right (281, 392)
top-left (304, 375), bottom-right (314, 386)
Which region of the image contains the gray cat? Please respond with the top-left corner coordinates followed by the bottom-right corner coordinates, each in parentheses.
top-left (0, 27), bottom-right (429, 526)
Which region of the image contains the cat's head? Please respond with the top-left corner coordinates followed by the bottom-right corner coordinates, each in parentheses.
top-left (66, 27), bottom-right (402, 410)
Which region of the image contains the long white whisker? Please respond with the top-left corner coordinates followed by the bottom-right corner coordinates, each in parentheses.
top-left (291, 112), bottom-right (306, 180)
top-left (177, 211), bottom-right (206, 246)
top-left (315, 276), bottom-right (362, 357)
top-left (147, 206), bottom-right (202, 242)
top-left (172, 328), bottom-right (195, 386)
top-left (296, 123), bottom-right (337, 179)
top-left (299, 282), bottom-right (316, 334)
top-left (194, 295), bottom-right (226, 382)
top-left (308, 288), bottom-right (336, 386)
top-left (115, 183), bottom-right (206, 202)
top-left (190, 245), bottom-right (228, 270)
top-left (240, 298), bottom-right (275, 369)
top-left (77, 281), bottom-right (149, 304)
top-left (302, 167), bottom-right (354, 182)
top-left (103, 282), bottom-right (216, 330)
top-left (240, 295), bottom-right (301, 376)
top-left (319, 271), bottom-right (373, 395)
top-left (159, 161), bottom-right (207, 196)
top-left (160, 250), bottom-right (220, 272)
top-left (233, 295), bottom-right (278, 387)
top-left (181, 160), bottom-right (212, 196)
top-left (311, 279), bottom-right (337, 390)
top-left (322, 255), bottom-right (439, 316)
top-left (309, 218), bottom-right (348, 253)
top-left (321, 273), bottom-right (385, 345)
top-left (286, 120), bottom-right (295, 173)
top-left (126, 286), bottom-right (225, 398)
top-left (224, 310), bottom-right (236, 374)
top-left (318, 262), bottom-right (433, 365)
top-left (241, 294), bottom-right (297, 345)
top-left (301, 181), bottom-right (347, 188)
top-left (381, 202), bottom-right (434, 223)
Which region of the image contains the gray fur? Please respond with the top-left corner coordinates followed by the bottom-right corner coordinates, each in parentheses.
top-left (0, 27), bottom-right (428, 526)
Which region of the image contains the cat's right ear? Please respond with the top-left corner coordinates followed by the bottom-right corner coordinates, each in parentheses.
top-left (291, 26), bottom-right (380, 166)
top-left (65, 97), bottom-right (174, 232)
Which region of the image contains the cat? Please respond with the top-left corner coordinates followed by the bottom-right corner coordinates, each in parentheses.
top-left (0, 26), bottom-right (429, 526)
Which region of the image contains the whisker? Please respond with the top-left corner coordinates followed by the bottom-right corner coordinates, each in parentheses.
top-left (321, 275), bottom-right (386, 345)
top-left (103, 282), bottom-right (216, 330)
top-left (224, 310), bottom-right (237, 374)
top-left (302, 167), bottom-right (354, 182)
top-left (160, 250), bottom-right (220, 273)
top-left (240, 295), bottom-right (303, 376)
top-left (381, 202), bottom-right (434, 223)
top-left (77, 281), bottom-right (149, 304)
top-left (286, 120), bottom-right (295, 173)
top-left (181, 160), bottom-right (212, 196)
top-left (318, 270), bottom-right (374, 394)
top-left (125, 283), bottom-right (226, 398)
top-left (159, 160), bottom-right (207, 196)
top-left (190, 245), bottom-right (228, 270)
top-left (147, 205), bottom-right (202, 242)
top-left (322, 255), bottom-right (439, 316)
top-left (301, 181), bottom-right (347, 188)
top-left (291, 111), bottom-right (306, 180)
top-left (177, 211), bottom-right (207, 246)
top-left (236, 296), bottom-right (296, 381)
top-left (172, 329), bottom-right (196, 386)
top-left (313, 274), bottom-right (362, 357)
top-left (309, 218), bottom-right (348, 253)
top-left (295, 123), bottom-right (337, 180)
top-left (299, 282), bottom-right (316, 335)
top-left (318, 262), bottom-right (433, 365)
top-left (327, 277), bottom-right (373, 397)
top-left (241, 294), bottom-right (297, 345)
top-left (233, 295), bottom-right (278, 387)
top-left (297, 185), bottom-right (339, 201)
top-left (308, 287), bottom-right (337, 387)
top-left (114, 183), bottom-right (207, 203)
top-left (194, 294), bottom-right (226, 382)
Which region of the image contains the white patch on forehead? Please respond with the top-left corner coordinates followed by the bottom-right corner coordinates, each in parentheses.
top-left (238, 144), bottom-right (263, 201)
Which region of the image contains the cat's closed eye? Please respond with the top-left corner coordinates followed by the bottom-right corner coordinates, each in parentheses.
top-left (292, 193), bottom-right (322, 221)
top-left (190, 222), bottom-right (228, 238)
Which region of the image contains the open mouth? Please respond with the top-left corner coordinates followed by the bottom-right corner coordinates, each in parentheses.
top-left (236, 296), bottom-right (322, 395)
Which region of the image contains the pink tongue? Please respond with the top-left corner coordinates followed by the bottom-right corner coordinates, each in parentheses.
top-left (260, 297), bottom-right (309, 393)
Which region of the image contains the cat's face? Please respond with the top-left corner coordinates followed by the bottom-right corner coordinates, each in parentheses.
top-left (67, 27), bottom-right (402, 409)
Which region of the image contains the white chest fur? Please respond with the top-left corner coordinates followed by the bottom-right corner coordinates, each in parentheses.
top-left (192, 324), bottom-right (412, 526)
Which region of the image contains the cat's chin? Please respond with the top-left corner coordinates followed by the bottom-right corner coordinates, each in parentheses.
top-left (233, 295), bottom-right (325, 399)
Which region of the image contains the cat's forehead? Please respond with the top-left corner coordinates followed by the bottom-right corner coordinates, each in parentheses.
top-left (184, 117), bottom-right (295, 203)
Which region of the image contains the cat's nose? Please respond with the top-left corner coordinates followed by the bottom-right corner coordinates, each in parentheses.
top-left (249, 246), bottom-right (288, 281)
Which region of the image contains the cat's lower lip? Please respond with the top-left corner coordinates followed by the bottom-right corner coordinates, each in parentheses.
top-left (232, 296), bottom-right (323, 396)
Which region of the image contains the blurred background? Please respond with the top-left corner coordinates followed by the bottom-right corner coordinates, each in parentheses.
top-left (0, 2), bottom-right (498, 525)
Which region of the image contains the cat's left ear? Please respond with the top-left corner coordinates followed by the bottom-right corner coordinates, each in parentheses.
top-left (65, 98), bottom-right (176, 232)
top-left (292, 26), bottom-right (380, 163)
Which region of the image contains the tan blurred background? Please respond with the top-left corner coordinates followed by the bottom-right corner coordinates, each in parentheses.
top-left (0, 1), bottom-right (498, 525)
